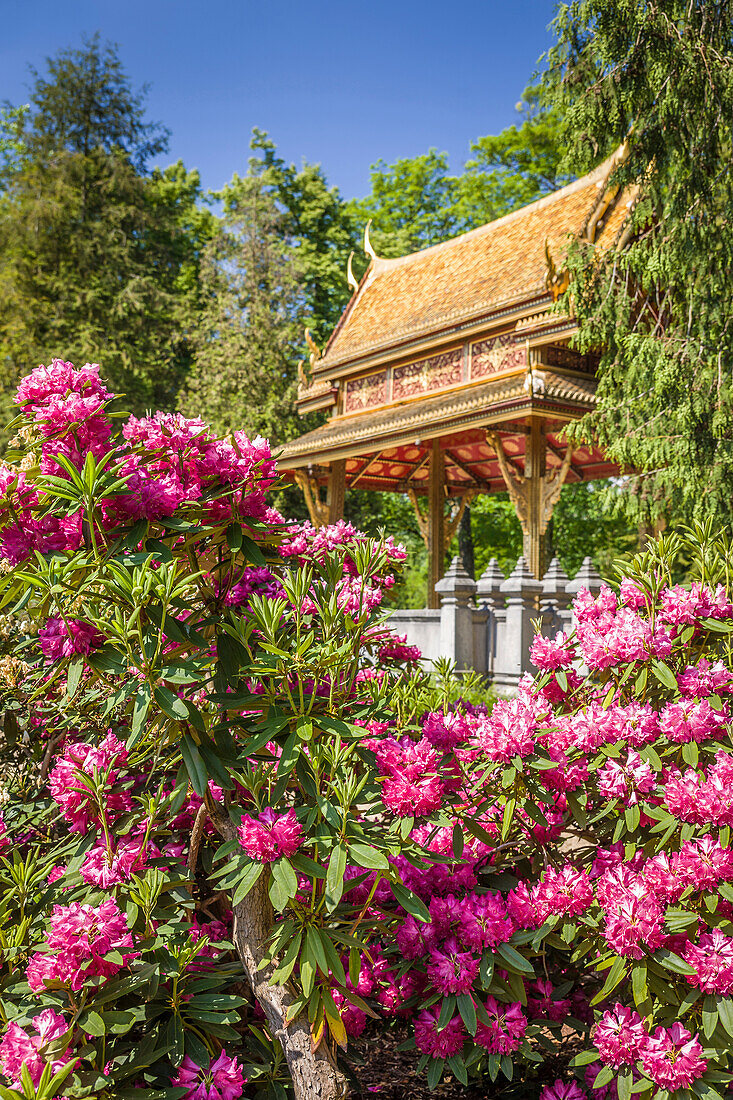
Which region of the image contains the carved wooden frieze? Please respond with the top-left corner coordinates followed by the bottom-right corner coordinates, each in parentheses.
top-left (344, 370), bottom-right (388, 413)
top-left (392, 349), bottom-right (462, 401)
top-left (470, 334), bottom-right (526, 380)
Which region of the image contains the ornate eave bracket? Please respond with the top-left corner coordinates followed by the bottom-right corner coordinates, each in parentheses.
top-left (487, 428), bottom-right (573, 578)
top-left (407, 484), bottom-right (478, 552)
top-left (293, 469), bottom-right (329, 527)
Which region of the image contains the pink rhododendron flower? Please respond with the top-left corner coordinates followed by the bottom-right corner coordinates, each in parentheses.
top-left (38, 617), bottom-right (104, 660)
top-left (0, 813), bottom-right (9, 857)
top-left (48, 732), bottom-right (131, 832)
top-left (593, 1004), bottom-right (647, 1067)
top-left (236, 808), bottom-right (302, 861)
top-left (640, 1023), bottom-right (707, 1090)
top-left (683, 929), bottom-right (733, 994)
top-left (530, 631), bottom-right (575, 670)
top-left (597, 750), bottom-right (656, 805)
top-left (80, 837), bottom-right (149, 887)
top-left (174, 1051), bottom-right (246, 1100)
top-left (426, 937), bottom-right (479, 994)
top-left (474, 996), bottom-right (527, 1052)
top-left (0, 1010), bottom-right (71, 1088)
top-left (413, 1007), bottom-right (465, 1058)
top-left (26, 899), bottom-right (136, 992)
top-left (539, 1081), bottom-right (587, 1100)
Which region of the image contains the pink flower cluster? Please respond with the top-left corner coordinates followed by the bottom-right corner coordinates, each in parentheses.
top-left (0, 1009), bottom-right (72, 1088)
top-left (236, 808), bottom-right (302, 861)
top-left (174, 1051), bottom-right (246, 1100)
top-left (38, 616), bottom-right (104, 660)
top-left (48, 732), bottom-right (132, 832)
top-left (664, 751), bottom-right (733, 825)
top-left (594, 1005), bottom-right (707, 1090)
top-left (0, 360), bottom-right (278, 568)
top-left (365, 735), bottom-right (445, 817)
top-left (26, 899), bottom-right (136, 992)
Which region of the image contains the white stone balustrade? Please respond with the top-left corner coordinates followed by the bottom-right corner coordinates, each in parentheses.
top-left (388, 553), bottom-right (604, 690)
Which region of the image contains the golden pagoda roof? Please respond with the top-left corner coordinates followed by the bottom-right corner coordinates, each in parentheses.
top-left (316, 148), bottom-right (631, 372)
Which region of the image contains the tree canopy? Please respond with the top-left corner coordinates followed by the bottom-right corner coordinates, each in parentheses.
top-left (0, 35), bottom-right (211, 412)
top-left (548, 0), bottom-right (733, 525)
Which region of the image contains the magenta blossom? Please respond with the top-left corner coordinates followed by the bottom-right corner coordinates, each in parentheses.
top-left (236, 808), bottom-right (302, 861)
top-left (174, 1051), bottom-right (246, 1100)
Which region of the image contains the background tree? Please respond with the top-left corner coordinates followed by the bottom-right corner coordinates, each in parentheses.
top-left (547, 0), bottom-right (733, 527)
top-left (0, 35), bottom-right (211, 412)
top-left (178, 167), bottom-right (303, 446)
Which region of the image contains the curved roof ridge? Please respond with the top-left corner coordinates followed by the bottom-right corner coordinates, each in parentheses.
top-left (366, 146), bottom-right (625, 273)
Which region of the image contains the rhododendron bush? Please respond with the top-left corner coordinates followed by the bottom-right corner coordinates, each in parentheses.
top-left (4, 360), bottom-right (733, 1100)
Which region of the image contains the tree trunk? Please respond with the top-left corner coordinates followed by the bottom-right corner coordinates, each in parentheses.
top-left (209, 805), bottom-right (349, 1099)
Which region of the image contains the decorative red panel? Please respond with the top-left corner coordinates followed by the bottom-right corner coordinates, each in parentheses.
top-left (471, 334), bottom-right (526, 379)
top-left (344, 370), bottom-right (388, 413)
top-left (392, 349), bottom-right (462, 400)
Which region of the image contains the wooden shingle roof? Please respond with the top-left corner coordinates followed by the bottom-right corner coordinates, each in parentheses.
top-left (318, 149), bottom-right (630, 371)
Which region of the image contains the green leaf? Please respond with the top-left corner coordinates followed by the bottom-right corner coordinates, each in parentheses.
top-left (66, 655), bottom-right (84, 699)
top-left (496, 942), bottom-right (534, 975)
top-left (231, 861), bottom-right (264, 906)
top-left (717, 996), bottom-right (733, 1037)
top-left (390, 881), bottom-right (430, 923)
top-left (225, 523), bottom-right (243, 552)
top-left (349, 842), bottom-right (389, 870)
top-left (655, 948), bottom-right (695, 976)
top-left (591, 956), bottom-right (627, 1005)
top-left (80, 1009), bottom-right (106, 1036)
top-left (651, 659), bottom-right (678, 691)
top-left (617, 1070), bottom-right (632, 1100)
top-left (154, 685), bottom-right (189, 721)
top-left (631, 964), bottom-right (648, 1008)
top-left (179, 735), bottom-right (208, 797)
top-left (457, 992), bottom-right (477, 1035)
top-left (325, 843), bottom-right (348, 911)
top-left (426, 1058), bottom-right (445, 1090)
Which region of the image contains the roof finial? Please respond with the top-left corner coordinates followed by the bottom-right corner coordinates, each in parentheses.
top-left (364, 219), bottom-right (378, 261)
top-left (304, 328), bottom-right (320, 368)
top-left (346, 250), bottom-right (359, 293)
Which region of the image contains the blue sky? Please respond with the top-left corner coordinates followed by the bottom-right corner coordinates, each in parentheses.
top-left (3, 0), bottom-right (557, 199)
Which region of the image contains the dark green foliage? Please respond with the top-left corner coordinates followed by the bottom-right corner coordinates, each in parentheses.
top-left (178, 169), bottom-right (303, 445)
top-left (0, 35), bottom-right (212, 412)
top-left (547, 0), bottom-right (733, 525)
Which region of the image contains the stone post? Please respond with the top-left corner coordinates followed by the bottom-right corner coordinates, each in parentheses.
top-left (476, 558), bottom-right (505, 678)
top-left (493, 556), bottom-right (543, 691)
top-left (566, 556), bottom-right (604, 633)
top-left (435, 556), bottom-right (479, 673)
top-left (540, 556), bottom-right (570, 635)
top-left (566, 556), bottom-right (604, 599)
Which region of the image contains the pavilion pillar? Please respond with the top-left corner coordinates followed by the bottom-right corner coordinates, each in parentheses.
top-left (524, 420), bottom-right (547, 581)
top-left (327, 459), bottom-right (346, 524)
top-left (427, 440), bottom-right (445, 609)
top-left (487, 423), bottom-right (573, 581)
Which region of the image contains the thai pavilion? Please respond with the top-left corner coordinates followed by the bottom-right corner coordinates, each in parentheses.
top-left (279, 148), bottom-right (632, 607)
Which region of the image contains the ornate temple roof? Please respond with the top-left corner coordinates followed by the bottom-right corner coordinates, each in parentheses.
top-left (315, 147), bottom-right (631, 373)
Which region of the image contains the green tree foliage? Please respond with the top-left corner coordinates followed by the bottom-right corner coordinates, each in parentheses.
top-left (178, 168), bottom-right (303, 445)
top-left (249, 130), bottom-right (358, 349)
top-left (461, 84), bottom-right (573, 224)
top-left (0, 35), bottom-right (211, 411)
top-left (347, 150), bottom-right (464, 258)
top-left (547, 0), bottom-right (733, 525)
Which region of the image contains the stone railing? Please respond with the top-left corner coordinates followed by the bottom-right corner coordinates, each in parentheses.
top-left (389, 554), bottom-right (603, 690)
